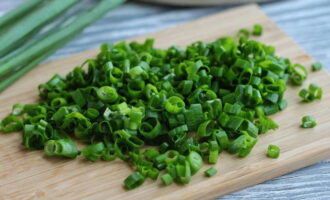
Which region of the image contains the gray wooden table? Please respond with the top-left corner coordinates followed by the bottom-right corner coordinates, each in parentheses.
top-left (1, 0), bottom-right (330, 199)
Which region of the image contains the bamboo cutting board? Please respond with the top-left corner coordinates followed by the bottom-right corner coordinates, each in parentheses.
top-left (0, 4), bottom-right (330, 200)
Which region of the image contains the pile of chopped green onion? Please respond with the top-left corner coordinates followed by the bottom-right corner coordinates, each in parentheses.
top-left (0, 25), bottom-right (322, 189)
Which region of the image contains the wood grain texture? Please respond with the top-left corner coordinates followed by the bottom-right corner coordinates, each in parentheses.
top-left (0, 4), bottom-right (329, 200)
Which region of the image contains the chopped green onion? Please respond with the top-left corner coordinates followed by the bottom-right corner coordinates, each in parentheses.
top-left (311, 62), bottom-right (323, 71)
top-left (159, 142), bottom-right (169, 154)
top-left (144, 148), bottom-right (159, 161)
top-left (204, 167), bottom-right (217, 177)
top-left (97, 86), bottom-right (118, 103)
top-left (81, 142), bottom-right (105, 162)
top-left (124, 172), bottom-right (145, 190)
top-left (164, 150), bottom-right (179, 164)
top-left (165, 96), bottom-right (185, 114)
top-left (85, 108), bottom-right (100, 119)
top-left (139, 118), bottom-right (162, 139)
top-left (278, 100), bottom-right (288, 110)
top-left (0, 115), bottom-right (23, 133)
top-left (147, 168), bottom-right (160, 180)
top-left (309, 84), bottom-right (323, 100)
top-left (197, 120), bottom-right (214, 137)
top-left (187, 151), bottom-right (203, 175)
top-left (44, 139), bottom-right (78, 158)
top-left (237, 29), bottom-right (250, 38)
top-left (213, 129), bottom-right (230, 149)
top-left (290, 64), bottom-right (308, 86)
top-left (208, 140), bottom-right (219, 164)
top-left (299, 83), bottom-right (322, 102)
top-left (301, 115), bottom-right (317, 128)
top-left (175, 160), bottom-right (191, 184)
top-left (161, 173), bottom-right (173, 185)
top-left (11, 104), bottom-right (24, 116)
top-left (267, 144), bottom-right (280, 158)
top-left (252, 24), bottom-right (263, 36)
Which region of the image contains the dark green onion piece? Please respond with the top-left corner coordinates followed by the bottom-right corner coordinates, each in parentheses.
top-left (23, 123), bottom-right (49, 150)
top-left (124, 172), bottom-right (145, 190)
top-left (159, 142), bottom-right (169, 154)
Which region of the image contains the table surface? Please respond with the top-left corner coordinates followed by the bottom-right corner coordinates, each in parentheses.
top-left (1, 0), bottom-right (330, 199)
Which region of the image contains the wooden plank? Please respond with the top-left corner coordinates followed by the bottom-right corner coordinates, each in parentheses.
top-left (0, 4), bottom-right (329, 200)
